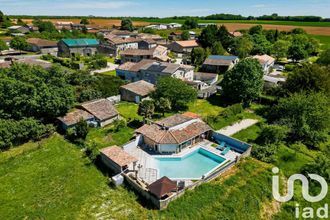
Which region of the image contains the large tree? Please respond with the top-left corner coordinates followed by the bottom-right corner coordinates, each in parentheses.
top-left (270, 92), bottom-right (330, 148)
top-left (272, 40), bottom-right (290, 59)
top-left (288, 43), bottom-right (308, 62)
top-left (198, 25), bottom-right (218, 48)
top-left (182, 18), bottom-right (198, 29)
top-left (10, 37), bottom-right (29, 51)
top-left (138, 100), bottom-right (155, 120)
top-left (211, 41), bottom-right (226, 55)
top-left (251, 34), bottom-right (272, 55)
top-left (152, 77), bottom-right (197, 110)
top-left (216, 25), bottom-right (233, 50)
top-left (0, 64), bottom-right (76, 120)
top-left (317, 48), bottom-right (330, 66)
top-left (120, 18), bottom-right (134, 31)
top-left (232, 36), bottom-right (253, 58)
top-left (80, 18), bottom-right (90, 25)
top-left (191, 47), bottom-right (207, 66)
top-left (285, 63), bottom-right (330, 95)
top-left (221, 58), bottom-right (264, 105)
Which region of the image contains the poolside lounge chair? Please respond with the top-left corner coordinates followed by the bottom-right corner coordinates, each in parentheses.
top-left (221, 146), bottom-right (231, 155)
top-left (216, 141), bottom-right (226, 151)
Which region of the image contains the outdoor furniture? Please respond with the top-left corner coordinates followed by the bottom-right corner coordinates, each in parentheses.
top-left (216, 141), bottom-right (226, 151)
top-left (221, 146), bottom-right (231, 155)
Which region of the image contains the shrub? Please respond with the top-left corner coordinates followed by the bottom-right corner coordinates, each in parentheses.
top-left (257, 124), bottom-right (289, 145)
top-left (251, 144), bottom-right (278, 163)
top-left (221, 103), bottom-right (243, 118)
top-left (0, 118), bottom-right (54, 150)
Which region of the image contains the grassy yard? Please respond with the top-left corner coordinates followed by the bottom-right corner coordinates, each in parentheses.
top-left (187, 99), bottom-right (224, 118)
top-left (0, 134), bottom-right (146, 219)
top-left (116, 102), bottom-right (142, 121)
top-left (86, 125), bottom-right (134, 149)
top-left (98, 70), bottom-right (116, 76)
top-left (232, 124), bottom-right (262, 143)
top-left (0, 136), bottom-right (280, 219)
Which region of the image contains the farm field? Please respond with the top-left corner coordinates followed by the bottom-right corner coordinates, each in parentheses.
top-left (310, 34), bottom-right (330, 49)
top-left (21, 18), bottom-right (330, 36)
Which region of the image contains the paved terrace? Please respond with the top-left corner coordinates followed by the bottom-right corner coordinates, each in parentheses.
top-left (217, 119), bottom-right (259, 136)
top-left (123, 139), bottom-right (240, 184)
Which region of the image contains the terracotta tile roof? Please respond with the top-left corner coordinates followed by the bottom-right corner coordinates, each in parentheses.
top-left (182, 112), bottom-right (200, 119)
top-left (156, 114), bottom-right (193, 128)
top-left (80, 98), bottom-right (118, 121)
top-left (100, 146), bottom-right (138, 167)
top-left (27, 38), bottom-right (58, 47)
top-left (120, 80), bottom-right (155, 96)
top-left (136, 114), bottom-right (212, 144)
top-left (147, 176), bottom-right (177, 199)
top-left (120, 45), bottom-right (167, 57)
top-left (57, 109), bottom-right (94, 126)
top-left (117, 62), bottom-right (137, 71)
top-left (253, 54), bottom-right (275, 65)
top-left (105, 36), bottom-right (142, 45)
top-left (203, 55), bottom-right (238, 66)
top-left (175, 40), bottom-right (198, 48)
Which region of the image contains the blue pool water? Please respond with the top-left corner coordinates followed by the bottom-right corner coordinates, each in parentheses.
top-left (155, 148), bottom-right (226, 179)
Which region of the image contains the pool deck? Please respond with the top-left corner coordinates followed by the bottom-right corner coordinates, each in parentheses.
top-left (123, 140), bottom-right (241, 184)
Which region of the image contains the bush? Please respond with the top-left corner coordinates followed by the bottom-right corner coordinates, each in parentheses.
top-left (257, 124), bottom-right (289, 145)
top-left (0, 118), bottom-right (54, 150)
top-left (112, 119), bottom-right (127, 132)
top-left (221, 103), bottom-right (243, 118)
top-left (66, 119), bottom-right (89, 143)
top-left (251, 144), bottom-right (278, 163)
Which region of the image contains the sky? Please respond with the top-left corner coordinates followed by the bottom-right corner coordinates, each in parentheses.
top-left (1, 0), bottom-right (330, 18)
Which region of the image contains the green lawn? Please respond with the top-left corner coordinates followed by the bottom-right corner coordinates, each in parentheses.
top-left (98, 70), bottom-right (116, 76)
top-left (187, 99), bottom-right (224, 118)
top-left (86, 125), bottom-right (134, 149)
top-left (0, 134), bottom-right (146, 219)
top-left (116, 102), bottom-right (142, 121)
top-left (232, 124), bottom-right (262, 143)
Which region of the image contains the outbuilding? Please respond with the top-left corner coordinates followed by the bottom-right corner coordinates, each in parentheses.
top-left (120, 80), bottom-right (155, 103)
top-left (100, 146), bottom-right (138, 173)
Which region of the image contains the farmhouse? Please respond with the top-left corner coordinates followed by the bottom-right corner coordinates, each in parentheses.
top-left (202, 55), bottom-right (239, 73)
top-left (116, 59), bottom-right (194, 84)
top-left (136, 114), bottom-right (213, 154)
top-left (120, 80), bottom-right (155, 103)
top-left (120, 45), bottom-right (169, 63)
top-left (253, 54), bottom-right (275, 74)
top-left (79, 98), bottom-right (119, 127)
top-left (57, 38), bottom-right (99, 57)
top-left (100, 35), bottom-right (141, 56)
top-left (26, 38), bottom-right (58, 54)
top-left (168, 40), bottom-right (199, 54)
top-left (57, 109), bottom-right (95, 130)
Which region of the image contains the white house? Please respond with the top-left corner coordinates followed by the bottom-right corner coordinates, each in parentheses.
top-left (253, 54), bottom-right (275, 74)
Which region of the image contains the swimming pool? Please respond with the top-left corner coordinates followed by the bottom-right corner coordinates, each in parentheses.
top-left (154, 148), bottom-right (226, 179)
